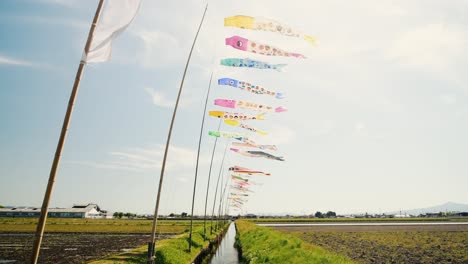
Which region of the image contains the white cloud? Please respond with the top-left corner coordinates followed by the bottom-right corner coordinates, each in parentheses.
top-left (70, 144), bottom-right (209, 172)
top-left (36, 0), bottom-right (81, 7)
top-left (354, 122), bottom-right (367, 136)
top-left (387, 23), bottom-right (467, 70)
top-left (136, 30), bottom-right (185, 69)
top-left (440, 94), bottom-right (457, 105)
top-left (259, 125), bottom-right (295, 145)
top-left (0, 55), bottom-right (34, 67)
top-left (144, 87), bottom-right (175, 108)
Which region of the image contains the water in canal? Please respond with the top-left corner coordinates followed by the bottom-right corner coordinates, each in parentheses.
top-left (210, 222), bottom-right (239, 264)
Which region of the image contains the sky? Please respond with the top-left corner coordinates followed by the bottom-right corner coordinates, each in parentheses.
top-left (1, 0), bottom-right (467, 216)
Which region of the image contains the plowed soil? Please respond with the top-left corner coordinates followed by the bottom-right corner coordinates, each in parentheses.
top-left (285, 231), bottom-right (468, 264)
top-left (0, 232), bottom-right (173, 264)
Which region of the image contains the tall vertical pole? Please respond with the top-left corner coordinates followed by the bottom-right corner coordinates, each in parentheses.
top-left (188, 72), bottom-right (213, 252)
top-left (209, 142), bottom-right (228, 234)
top-left (147, 4), bottom-right (209, 264)
top-left (202, 119), bottom-right (222, 240)
top-left (30, 1), bottom-right (105, 263)
top-left (218, 171), bottom-right (231, 229)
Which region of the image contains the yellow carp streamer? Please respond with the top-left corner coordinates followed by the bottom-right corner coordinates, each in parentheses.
top-left (225, 15), bottom-right (317, 45)
top-left (224, 120), bottom-right (268, 135)
top-left (209, 111), bottom-right (264, 120)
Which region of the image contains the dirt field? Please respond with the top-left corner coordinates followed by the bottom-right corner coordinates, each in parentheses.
top-left (273, 224), bottom-right (468, 264)
top-left (265, 223), bottom-right (468, 232)
top-left (0, 232), bottom-right (173, 264)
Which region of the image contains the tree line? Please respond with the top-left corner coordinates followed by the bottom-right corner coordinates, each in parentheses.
top-left (314, 211), bottom-right (336, 218)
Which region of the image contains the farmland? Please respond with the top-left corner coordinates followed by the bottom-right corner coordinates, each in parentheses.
top-left (283, 229), bottom-right (468, 263)
top-left (0, 232), bottom-right (173, 263)
top-left (252, 217), bottom-right (466, 223)
top-left (0, 218), bottom-right (219, 263)
top-left (0, 217), bottom-right (202, 233)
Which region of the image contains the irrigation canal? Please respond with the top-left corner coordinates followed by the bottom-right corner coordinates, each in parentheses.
top-left (209, 222), bottom-right (239, 264)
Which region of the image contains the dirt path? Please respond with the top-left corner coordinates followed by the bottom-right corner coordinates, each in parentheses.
top-left (0, 232), bottom-right (173, 263)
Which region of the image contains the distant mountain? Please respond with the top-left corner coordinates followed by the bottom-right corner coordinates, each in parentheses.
top-left (386, 202), bottom-right (468, 215)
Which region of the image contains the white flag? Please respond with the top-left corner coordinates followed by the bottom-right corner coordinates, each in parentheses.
top-left (83, 0), bottom-right (141, 63)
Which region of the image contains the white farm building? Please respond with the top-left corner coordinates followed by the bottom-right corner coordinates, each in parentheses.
top-left (0, 203), bottom-right (110, 219)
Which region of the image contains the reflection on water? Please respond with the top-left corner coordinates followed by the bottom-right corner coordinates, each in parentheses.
top-left (210, 222), bottom-right (239, 264)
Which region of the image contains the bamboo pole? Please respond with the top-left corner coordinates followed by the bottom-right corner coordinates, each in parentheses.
top-left (188, 72), bottom-right (213, 252)
top-left (30, 1), bottom-right (105, 263)
top-left (209, 142), bottom-right (228, 234)
top-left (202, 119), bottom-right (221, 240)
top-left (146, 4), bottom-right (209, 263)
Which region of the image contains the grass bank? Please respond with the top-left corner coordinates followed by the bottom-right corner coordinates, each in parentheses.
top-left (0, 218), bottom-right (202, 233)
top-left (89, 222), bottom-right (229, 264)
top-left (235, 220), bottom-right (355, 264)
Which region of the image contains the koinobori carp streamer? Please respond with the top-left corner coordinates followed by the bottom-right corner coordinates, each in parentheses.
top-left (218, 78), bottom-right (285, 99)
top-left (215, 98), bottom-right (287, 113)
top-left (209, 110), bottom-right (264, 120)
top-left (224, 15), bottom-right (317, 45)
top-left (221, 58), bottom-right (287, 71)
top-left (232, 137), bottom-right (278, 151)
top-left (229, 165), bottom-right (271, 176)
top-left (225, 35), bottom-right (306, 58)
top-left (208, 131), bottom-right (247, 138)
top-left (224, 120), bottom-right (268, 136)
top-left (230, 148), bottom-right (285, 161)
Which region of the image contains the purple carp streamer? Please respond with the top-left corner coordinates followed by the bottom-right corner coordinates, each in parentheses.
top-left (218, 78), bottom-right (285, 99)
top-left (226, 35), bottom-right (306, 58)
top-left (224, 15), bottom-right (317, 45)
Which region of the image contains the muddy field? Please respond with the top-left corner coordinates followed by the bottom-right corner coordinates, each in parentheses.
top-left (0, 232), bottom-right (173, 264)
top-left (279, 228), bottom-right (468, 264)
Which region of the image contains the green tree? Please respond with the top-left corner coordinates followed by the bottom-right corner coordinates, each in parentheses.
top-left (325, 211), bottom-right (336, 218)
top-left (314, 211), bottom-right (323, 218)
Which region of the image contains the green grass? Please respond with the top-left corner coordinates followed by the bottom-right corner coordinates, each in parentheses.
top-left (0, 218), bottom-right (203, 233)
top-left (288, 231), bottom-right (468, 263)
top-left (88, 223), bottom-right (229, 264)
top-left (235, 220), bottom-right (355, 264)
top-left (251, 217), bottom-right (465, 223)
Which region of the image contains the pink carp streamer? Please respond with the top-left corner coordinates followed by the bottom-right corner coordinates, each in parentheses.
top-left (215, 98), bottom-right (287, 113)
top-left (229, 166), bottom-right (271, 176)
top-left (226, 35), bottom-right (306, 58)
